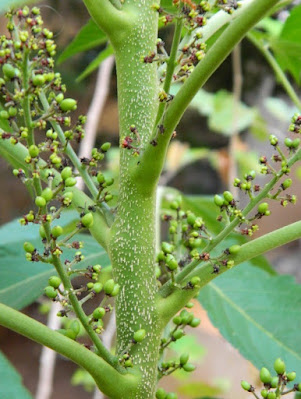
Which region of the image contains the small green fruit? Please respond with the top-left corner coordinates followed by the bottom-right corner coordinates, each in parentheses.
top-left (183, 363), bottom-right (196, 372)
top-left (64, 177), bottom-right (77, 187)
top-left (32, 74), bottom-right (45, 86)
top-left (166, 254), bottom-right (178, 270)
top-left (81, 212), bottom-right (94, 228)
top-left (241, 381), bottom-right (251, 391)
top-left (270, 376), bottom-right (278, 388)
top-left (267, 392), bottom-right (276, 399)
top-left (190, 276), bottom-right (201, 287)
top-left (133, 329), bottom-right (146, 342)
top-left (180, 353), bottom-right (189, 365)
top-left (156, 388), bottom-right (167, 399)
top-left (274, 358), bottom-right (285, 375)
top-left (261, 389), bottom-right (268, 398)
top-left (101, 142), bottom-right (111, 152)
top-left (260, 367), bottom-right (272, 384)
top-left (93, 307), bottom-right (106, 319)
top-left (44, 286), bottom-right (57, 299)
top-left (0, 110), bottom-right (9, 120)
top-left (172, 316), bottom-right (182, 325)
top-left (287, 371), bottom-right (296, 381)
top-left (162, 242), bottom-right (174, 254)
top-left (61, 167), bottom-right (72, 181)
top-left (97, 173), bottom-right (105, 184)
top-left (69, 320), bottom-right (80, 336)
top-left (284, 138), bottom-right (293, 148)
top-left (41, 187), bottom-right (53, 202)
top-left (23, 242), bottom-right (35, 253)
top-left (35, 196), bottom-right (46, 207)
top-left (228, 244), bottom-right (241, 255)
top-left (8, 106), bottom-right (17, 117)
top-left (3, 63), bottom-right (17, 79)
top-left (282, 179), bottom-right (292, 190)
top-left (39, 225), bottom-right (46, 239)
top-left (172, 329), bottom-right (184, 340)
top-left (51, 225), bottom-right (63, 238)
top-left (223, 191), bottom-right (233, 203)
top-left (187, 213), bottom-right (196, 225)
top-left (104, 279), bottom-right (115, 295)
top-left (93, 282), bottom-right (103, 293)
top-left (214, 194), bottom-right (224, 207)
top-left (110, 284), bottom-right (120, 297)
top-left (189, 317), bottom-right (201, 328)
top-left (297, 383), bottom-right (301, 391)
top-left (48, 276), bottom-right (61, 289)
top-left (29, 145), bottom-right (39, 158)
top-left (258, 202), bottom-right (269, 214)
top-left (59, 98), bottom-right (77, 112)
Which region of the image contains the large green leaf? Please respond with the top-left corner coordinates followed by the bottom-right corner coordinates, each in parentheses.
top-left (271, 4), bottom-right (301, 84)
top-left (0, 213), bottom-right (110, 309)
top-left (58, 19), bottom-right (107, 64)
top-left (199, 265), bottom-right (301, 376)
top-left (76, 45), bottom-right (114, 82)
top-left (0, 351), bottom-right (32, 399)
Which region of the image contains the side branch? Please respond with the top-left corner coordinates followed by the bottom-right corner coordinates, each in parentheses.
top-left (0, 304), bottom-right (138, 398)
top-left (138, 0), bottom-right (281, 182)
top-left (157, 220), bottom-right (301, 324)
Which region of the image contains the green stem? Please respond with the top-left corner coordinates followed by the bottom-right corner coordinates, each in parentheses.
top-left (247, 32), bottom-right (301, 110)
top-left (138, 0), bottom-right (281, 183)
top-left (21, 49), bottom-right (34, 146)
top-left (0, 303), bottom-right (137, 398)
top-left (158, 219), bottom-right (301, 323)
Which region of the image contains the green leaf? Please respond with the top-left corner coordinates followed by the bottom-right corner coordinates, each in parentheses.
top-left (58, 19), bottom-right (107, 64)
top-left (0, 212), bottom-right (110, 309)
top-left (76, 46), bottom-right (114, 82)
top-left (198, 265), bottom-right (301, 377)
top-left (271, 5), bottom-right (301, 84)
top-left (0, 351), bottom-right (33, 399)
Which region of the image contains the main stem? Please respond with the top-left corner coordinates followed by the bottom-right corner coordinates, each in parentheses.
top-left (108, 3), bottom-right (162, 398)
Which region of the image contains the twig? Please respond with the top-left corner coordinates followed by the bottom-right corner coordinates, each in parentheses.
top-left (77, 56), bottom-right (115, 190)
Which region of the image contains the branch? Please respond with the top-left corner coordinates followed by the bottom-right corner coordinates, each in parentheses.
top-left (0, 304), bottom-right (137, 398)
top-left (157, 220), bottom-right (301, 323)
top-left (0, 139), bottom-right (110, 250)
top-left (83, 0), bottom-right (132, 47)
top-left (137, 0), bottom-right (281, 182)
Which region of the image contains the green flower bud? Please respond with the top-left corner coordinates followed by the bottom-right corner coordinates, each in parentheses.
top-left (258, 202), bottom-right (269, 215)
top-left (156, 388), bottom-right (167, 399)
top-left (93, 307), bottom-right (106, 319)
top-left (282, 179), bottom-right (292, 190)
top-left (35, 196), bottom-right (46, 208)
top-left (260, 367), bottom-right (272, 384)
top-left (3, 63), bottom-right (17, 79)
top-left (81, 212), bottom-right (94, 228)
top-left (23, 241), bottom-right (35, 253)
top-left (104, 279), bottom-right (115, 295)
top-left (29, 144), bottom-right (39, 158)
top-left (48, 276), bottom-right (61, 289)
top-left (189, 317), bottom-right (201, 328)
top-left (64, 177), bottom-right (77, 187)
top-left (241, 380), bottom-right (251, 391)
top-left (180, 353), bottom-right (189, 365)
top-left (161, 242), bottom-right (174, 254)
top-left (32, 74), bottom-right (45, 86)
top-left (51, 225), bottom-right (63, 238)
top-left (59, 98), bottom-right (77, 112)
top-left (228, 244), bottom-right (241, 255)
top-left (287, 371), bottom-right (296, 381)
top-left (101, 142), bottom-right (111, 152)
top-left (183, 363), bottom-right (196, 372)
top-left (214, 194), bottom-right (224, 207)
top-left (274, 358), bottom-right (285, 375)
top-left (133, 329), bottom-right (146, 342)
top-left (223, 191), bottom-right (233, 203)
top-left (44, 286), bottom-right (57, 299)
top-left (61, 167), bottom-right (72, 181)
top-left (41, 187), bottom-right (53, 202)
top-left (93, 282), bottom-right (103, 293)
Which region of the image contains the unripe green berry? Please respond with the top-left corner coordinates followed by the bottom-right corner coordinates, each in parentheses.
top-left (44, 286), bottom-right (57, 299)
top-left (166, 254), bottom-right (178, 270)
top-left (182, 363), bottom-right (196, 372)
top-left (97, 172), bottom-right (105, 184)
top-left (64, 177), bottom-right (77, 187)
top-left (270, 376), bottom-right (278, 388)
top-left (133, 329), bottom-right (146, 342)
top-left (172, 329), bottom-right (184, 340)
top-left (32, 74), bottom-right (45, 86)
top-left (3, 63), bottom-right (17, 79)
top-left (258, 202), bottom-right (269, 214)
top-left (93, 282), bottom-right (103, 293)
top-left (104, 279), bottom-right (115, 295)
top-left (172, 316), bottom-right (182, 325)
top-left (287, 371), bottom-right (296, 381)
top-left (189, 317), bottom-right (201, 328)
top-left (81, 212), bottom-right (94, 228)
top-left (261, 389), bottom-right (268, 398)
top-left (51, 225), bottom-right (63, 238)
top-left (187, 213), bottom-right (196, 225)
top-left (124, 359), bottom-right (133, 368)
top-left (56, 93), bottom-right (64, 103)
top-left (61, 167), bottom-right (72, 181)
top-left (35, 196), bottom-right (46, 207)
top-left (29, 145), bottom-right (39, 158)
top-left (8, 106), bottom-right (17, 117)
top-left (284, 138), bottom-right (293, 148)
top-left (156, 388), bottom-right (167, 399)
top-left (223, 191), bottom-right (233, 203)
top-left (59, 98), bottom-right (77, 112)
top-left (101, 142), bottom-right (111, 152)
top-left (274, 358), bottom-right (285, 375)
top-left (87, 282), bottom-right (94, 290)
top-left (228, 244), bottom-right (241, 255)
top-left (180, 353), bottom-right (189, 365)
top-left (260, 367), bottom-right (272, 384)
top-left (104, 194), bottom-right (113, 202)
top-left (162, 242), bottom-right (174, 254)
top-left (166, 393), bottom-right (177, 399)
top-left (93, 307), bottom-right (106, 319)
top-left (69, 319), bottom-right (80, 336)
top-left (39, 225), bottom-right (46, 239)
top-left (23, 241), bottom-right (35, 253)
top-left (267, 392), bottom-right (276, 399)
top-left (48, 276), bottom-right (61, 289)
top-left (297, 383), bottom-right (301, 391)
top-left (0, 110), bottom-right (9, 120)
top-left (110, 284), bottom-right (120, 297)
top-left (190, 276), bottom-right (201, 287)
top-left (292, 138), bottom-right (300, 148)
top-left (41, 187), bottom-right (53, 202)
top-left (282, 179), bottom-right (292, 190)
top-left (241, 380), bottom-right (251, 391)
top-left (214, 194), bottom-right (224, 207)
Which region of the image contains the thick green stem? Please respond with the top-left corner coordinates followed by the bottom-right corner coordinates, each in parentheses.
top-left (247, 32), bottom-right (301, 110)
top-left (0, 304), bottom-right (137, 398)
top-left (158, 220), bottom-right (301, 323)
